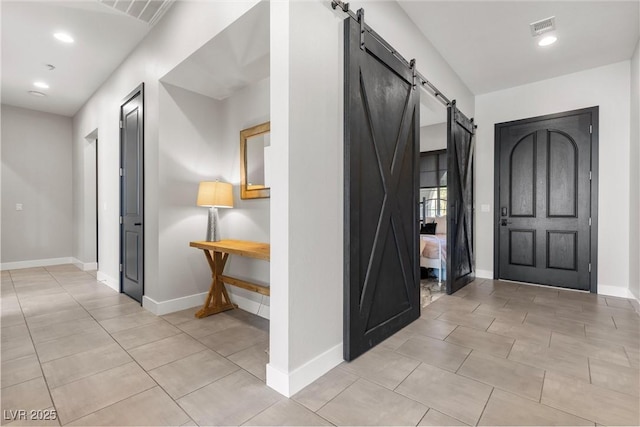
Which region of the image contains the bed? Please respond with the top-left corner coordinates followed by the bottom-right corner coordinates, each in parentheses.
top-left (419, 216), bottom-right (447, 284)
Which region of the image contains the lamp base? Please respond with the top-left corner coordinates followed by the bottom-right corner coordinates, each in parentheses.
top-left (206, 207), bottom-right (220, 242)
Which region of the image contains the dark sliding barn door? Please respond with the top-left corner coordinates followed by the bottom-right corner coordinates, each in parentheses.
top-left (495, 108), bottom-right (597, 291)
top-left (343, 16), bottom-right (420, 361)
top-left (447, 102), bottom-right (476, 294)
top-left (120, 84), bottom-right (144, 303)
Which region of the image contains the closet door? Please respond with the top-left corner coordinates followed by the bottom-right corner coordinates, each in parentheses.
top-left (343, 15), bottom-right (420, 361)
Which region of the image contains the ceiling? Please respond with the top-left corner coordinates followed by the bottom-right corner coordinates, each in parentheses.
top-left (2, 1), bottom-right (638, 119)
top-left (1, 1), bottom-right (160, 117)
top-left (399, 1), bottom-right (640, 95)
top-left (160, 1), bottom-right (270, 100)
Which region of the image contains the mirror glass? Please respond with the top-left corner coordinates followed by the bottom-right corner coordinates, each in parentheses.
top-left (246, 133), bottom-right (270, 189)
top-left (240, 122), bottom-right (270, 199)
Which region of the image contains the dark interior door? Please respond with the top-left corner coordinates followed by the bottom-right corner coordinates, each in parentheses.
top-left (447, 102), bottom-right (475, 294)
top-left (495, 108), bottom-right (596, 291)
top-left (344, 15), bottom-right (420, 361)
top-left (120, 84), bottom-right (144, 303)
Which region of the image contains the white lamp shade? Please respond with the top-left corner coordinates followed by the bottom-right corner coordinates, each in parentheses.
top-left (197, 181), bottom-right (234, 208)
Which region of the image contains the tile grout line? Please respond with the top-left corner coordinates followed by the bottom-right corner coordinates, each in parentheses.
top-left (454, 348), bottom-right (474, 374)
top-left (38, 267), bottom-right (194, 425)
top-left (536, 382), bottom-right (599, 425)
top-left (61, 382), bottom-right (158, 425)
top-left (484, 316), bottom-right (496, 332)
top-left (78, 292), bottom-right (246, 425)
top-left (505, 337), bottom-right (516, 359)
top-left (237, 399), bottom-right (282, 427)
top-left (312, 374), bottom-right (363, 414)
top-left (171, 362), bottom-right (240, 402)
top-left (538, 370), bottom-right (546, 403)
top-left (11, 268), bottom-right (63, 426)
top-left (475, 386), bottom-right (494, 426)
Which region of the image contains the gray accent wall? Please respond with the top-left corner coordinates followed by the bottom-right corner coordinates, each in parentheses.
top-left (1, 105), bottom-right (73, 264)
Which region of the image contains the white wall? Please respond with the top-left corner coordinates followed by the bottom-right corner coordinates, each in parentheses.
top-left (219, 78), bottom-right (271, 316)
top-left (630, 39), bottom-right (640, 301)
top-left (153, 77), bottom-right (270, 313)
top-left (267, 0), bottom-right (476, 397)
top-left (475, 61), bottom-right (632, 297)
top-left (156, 83), bottom-right (224, 303)
top-left (72, 0), bottom-right (260, 293)
top-left (268, 0), bottom-right (344, 397)
top-left (1, 105), bottom-right (73, 267)
top-left (420, 122), bottom-right (447, 152)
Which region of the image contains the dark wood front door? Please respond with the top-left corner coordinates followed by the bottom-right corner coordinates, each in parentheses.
top-left (120, 84), bottom-right (144, 303)
top-left (495, 107), bottom-right (598, 291)
top-left (343, 15), bottom-right (420, 361)
top-left (447, 103), bottom-right (476, 294)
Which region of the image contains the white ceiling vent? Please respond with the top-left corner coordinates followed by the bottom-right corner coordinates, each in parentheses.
top-left (98, 0), bottom-right (174, 26)
top-left (530, 16), bottom-right (556, 37)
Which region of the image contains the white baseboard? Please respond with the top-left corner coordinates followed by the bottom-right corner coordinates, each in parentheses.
top-left (96, 271), bottom-right (119, 292)
top-left (228, 291), bottom-right (270, 320)
top-left (142, 292), bottom-right (207, 316)
top-left (141, 289), bottom-right (271, 319)
top-left (1, 257), bottom-right (73, 271)
top-left (266, 342), bottom-right (343, 397)
top-left (71, 258), bottom-right (98, 271)
top-left (475, 269), bottom-right (493, 280)
top-left (598, 285), bottom-right (635, 299)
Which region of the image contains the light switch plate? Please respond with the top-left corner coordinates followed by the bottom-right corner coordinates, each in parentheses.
top-left (481, 204), bottom-right (491, 212)
top-left (16, 203), bottom-right (23, 211)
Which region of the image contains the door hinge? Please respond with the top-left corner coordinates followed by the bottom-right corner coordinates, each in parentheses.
top-left (119, 216), bottom-right (123, 225)
top-left (119, 264), bottom-right (123, 272)
top-left (119, 120), bottom-right (123, 129)
top-left (119, 168), bottom-right (123, 177)
top-left (589, 124), bottom-right (593, 134)
top-left (589, 217), bottom-right (592, 226)
top-left (589, 171), bottom-right (592, 181)
top-left (588, 263), bottom-right (591, 273)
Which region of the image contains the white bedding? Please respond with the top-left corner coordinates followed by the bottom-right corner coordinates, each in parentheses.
top-left (420, 233), bottom-right (447, 261)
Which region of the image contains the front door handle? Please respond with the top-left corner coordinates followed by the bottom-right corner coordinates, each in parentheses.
top-left (500, 219), bottom-right (512, 226)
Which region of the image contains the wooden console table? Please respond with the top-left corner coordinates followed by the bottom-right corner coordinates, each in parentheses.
top-left (190, 240), bottom-right (270, 318)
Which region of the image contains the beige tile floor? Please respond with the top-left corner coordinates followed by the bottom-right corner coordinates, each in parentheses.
top-left (1, 265), bottom-right (639, 426)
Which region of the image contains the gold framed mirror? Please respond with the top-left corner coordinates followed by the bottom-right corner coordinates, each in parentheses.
top-left (240, 121), bottom-right (270, 200)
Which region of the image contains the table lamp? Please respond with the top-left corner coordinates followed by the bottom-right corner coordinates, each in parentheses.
top-left (197, 181), bottom-right (234, 241)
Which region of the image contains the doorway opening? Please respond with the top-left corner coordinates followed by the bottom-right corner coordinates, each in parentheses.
top-left (95, 138), bottom-right (99, 269)
top-left (419, 149), bottom-right (447, 307)
top-left (85, 129), bottom-right (99, 272)
top-left (418, 101), bottom-right (448, 307)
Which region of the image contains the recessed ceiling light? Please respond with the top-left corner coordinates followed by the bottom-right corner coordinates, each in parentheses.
top-left (28, 91), bottom-right (47, 97)
top-left (538, 35), bottom-right (558, 47)
top-left (33, 81), bottom-right (49, 89)
top-left (53, 32), bottom-right (74, 43)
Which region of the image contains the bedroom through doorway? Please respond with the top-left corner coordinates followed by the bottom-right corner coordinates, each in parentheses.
top-left (419, 123), bottom-right (448, 307)
top-left (419, 150), bottom-right (447, 306)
